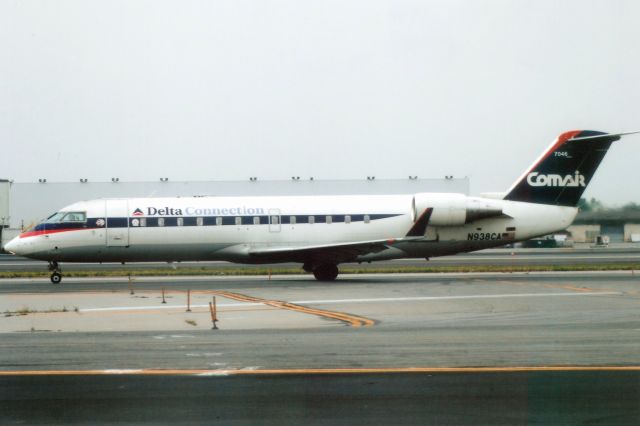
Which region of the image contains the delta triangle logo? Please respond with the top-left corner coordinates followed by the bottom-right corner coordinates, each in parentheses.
top-left (132, 208), bottom-right (144, 216)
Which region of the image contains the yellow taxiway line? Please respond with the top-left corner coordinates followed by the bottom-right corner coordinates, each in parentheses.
top-left (211, 290), bottom-right (375, 327)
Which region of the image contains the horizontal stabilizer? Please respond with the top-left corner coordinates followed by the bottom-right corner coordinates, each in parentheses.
top-left (568, 130), bottom-right (640, 141)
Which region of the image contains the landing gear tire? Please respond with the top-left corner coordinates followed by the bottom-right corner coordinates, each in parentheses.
top-left (48, 261), bottom-right (62, 284)
top-left (312, 264), bottom-right (339, 281)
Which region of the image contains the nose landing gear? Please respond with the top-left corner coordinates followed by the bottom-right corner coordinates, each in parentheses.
top-left (48, 261), bottom-right (62, 284)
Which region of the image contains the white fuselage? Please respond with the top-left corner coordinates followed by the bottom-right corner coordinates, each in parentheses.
top-left (4, 192), bottom-right (577, 265)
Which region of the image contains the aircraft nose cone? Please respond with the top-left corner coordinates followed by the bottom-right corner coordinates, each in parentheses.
top-left (3, 236), bottom-right (21, 255)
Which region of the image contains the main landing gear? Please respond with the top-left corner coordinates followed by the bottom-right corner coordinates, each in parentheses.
top-left (304, 263), bottom-right (339, 281)
top-left (48, 261), bottom-right (62, 284)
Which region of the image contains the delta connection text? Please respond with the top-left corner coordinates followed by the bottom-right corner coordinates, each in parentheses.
top-left (141, 206), bottom-right (267, 216)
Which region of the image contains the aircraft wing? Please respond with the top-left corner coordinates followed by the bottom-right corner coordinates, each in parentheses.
top-left (246, 209), bottom-right (432, 264)
top-left (247, 237), bottom-right (420, 264)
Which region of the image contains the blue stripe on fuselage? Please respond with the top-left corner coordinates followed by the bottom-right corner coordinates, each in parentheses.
top-left (32, 213), bottom-right (403, 230)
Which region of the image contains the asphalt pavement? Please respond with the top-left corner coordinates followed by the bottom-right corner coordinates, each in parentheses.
top-left (3, 371), bottom-right (640, 425)
top-left (2, 271), bottom-right (640, 424)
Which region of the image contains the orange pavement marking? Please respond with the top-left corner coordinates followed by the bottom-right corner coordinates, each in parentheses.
top-left (543, 284), bottom-right (595, 293)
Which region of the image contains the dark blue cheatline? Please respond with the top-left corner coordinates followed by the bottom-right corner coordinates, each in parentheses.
top-left (126, 213), bottom-right (401, 228)
top-left (29, 213), bottom-right (403, 231)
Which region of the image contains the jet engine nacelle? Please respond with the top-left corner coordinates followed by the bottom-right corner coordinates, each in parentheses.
top-left (413, 193), bottom-right (505, 226)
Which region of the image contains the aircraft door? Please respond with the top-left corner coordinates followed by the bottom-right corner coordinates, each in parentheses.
top-left (268, 209), bottom-right (281, 233)
top-left (105, 200), bottom-right (130, 246)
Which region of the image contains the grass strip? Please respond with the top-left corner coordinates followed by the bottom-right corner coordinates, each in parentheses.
top-left (1, 263), bottom-right (640, 279)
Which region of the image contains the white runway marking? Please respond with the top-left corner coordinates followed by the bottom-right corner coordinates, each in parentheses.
top-left (290, 292), bottom-right (620, 305)
top-left (81, 302), bottom-right (262, 312)
top-left (428, 255), bottom-right (640, 261)
top-left (79, 291), bottom-right (620, 313)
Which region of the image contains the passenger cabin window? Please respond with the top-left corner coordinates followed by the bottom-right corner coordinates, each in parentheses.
top-left (235, 217), bottom-right (241, 226)
top-left (253, 217), bottom-right (260, 225)
top-left (364, 215), bottom-right (370, 224)
top-left (62, 212), bottom-right (86, 222)
top-left (197, 217), bottom-right (204, 226)
top-left (216, 217), bottom-right (223, 226)
top-left (177, 218), bottom-right (184, 227)
top-left (345, 215), bottom-right (351, 224)
top-left (309, 216), bottom-right (315, 224)
top-left (326, 215), bottom-right (332, 224)
top-left (139, 218), bottom-right (147, 227)
top-left (290, 216), bottom-right (296, 225)
top-left (158, 218), bottom-right (165, 227)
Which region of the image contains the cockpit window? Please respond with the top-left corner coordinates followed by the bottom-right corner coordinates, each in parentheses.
top-left (45, 212), bottom-right (67, 223)
top-left (45, 212), bottom-right (86, 223)
top-left (61, 212), bottom-right (86, 222)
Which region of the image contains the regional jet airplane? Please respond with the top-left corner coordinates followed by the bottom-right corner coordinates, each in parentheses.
top-left (3, 130), bottom-right (637, 283)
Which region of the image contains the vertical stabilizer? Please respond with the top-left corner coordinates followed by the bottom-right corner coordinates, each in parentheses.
top-left (503, 130), bottom-right (625, 206)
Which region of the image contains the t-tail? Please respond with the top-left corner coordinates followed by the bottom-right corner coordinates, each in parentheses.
top-left (503, 130), bottom-right (638, 206)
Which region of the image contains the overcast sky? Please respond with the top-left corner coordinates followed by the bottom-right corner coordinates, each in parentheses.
top-left (1, 0), bottom-right (638, 205)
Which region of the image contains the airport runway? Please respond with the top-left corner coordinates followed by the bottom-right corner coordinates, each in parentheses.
top-left (2, 247), bottom-right (640, 273)
top-left (2, 272), bottom-right (640, 423)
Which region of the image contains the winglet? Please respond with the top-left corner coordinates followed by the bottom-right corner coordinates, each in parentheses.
top-left (406, 208), bottom-right (433, 237)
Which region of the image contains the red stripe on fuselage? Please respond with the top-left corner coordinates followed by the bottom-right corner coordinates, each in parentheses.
top-left (19, 228), bottom-right (87, 238)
